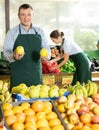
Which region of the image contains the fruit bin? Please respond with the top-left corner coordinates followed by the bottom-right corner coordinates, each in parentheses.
top-left (1, 101), bottom-right (69, 130)
top-left (42, 73), bottom-right (73, 87)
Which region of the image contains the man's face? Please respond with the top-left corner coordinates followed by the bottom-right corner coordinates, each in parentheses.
top-left (18, 8), bottom-right (33, 27)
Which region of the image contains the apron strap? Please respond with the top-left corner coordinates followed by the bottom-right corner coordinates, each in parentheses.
top-left (19, 24), bottom-right (38, 35)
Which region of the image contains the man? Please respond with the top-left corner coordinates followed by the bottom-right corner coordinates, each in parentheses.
top-left (3, 4), bottom-right (51, 90)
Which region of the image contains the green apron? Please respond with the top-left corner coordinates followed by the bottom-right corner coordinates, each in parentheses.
top-left (70, 52), bottom-right (91, 85)
top-left (10, 25), bottom-right (42, 90)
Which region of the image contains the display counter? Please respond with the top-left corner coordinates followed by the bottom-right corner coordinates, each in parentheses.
top-left (0, 72), bottom-right (99, 86)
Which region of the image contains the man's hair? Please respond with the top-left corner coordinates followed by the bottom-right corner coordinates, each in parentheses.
top-left (18, 4), bottom-right (33, 14)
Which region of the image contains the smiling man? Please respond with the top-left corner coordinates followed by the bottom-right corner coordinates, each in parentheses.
top-left (3, 4), bottom-right (51, 90)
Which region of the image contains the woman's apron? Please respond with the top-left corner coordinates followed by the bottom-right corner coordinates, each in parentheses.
top-left (70, 52), bottom-right (91, 85)
top-left (10, 25), bottom-right (42, 90)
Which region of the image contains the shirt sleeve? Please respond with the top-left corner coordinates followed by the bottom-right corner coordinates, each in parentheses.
top-left (3, 28), bottom-right (18, 63)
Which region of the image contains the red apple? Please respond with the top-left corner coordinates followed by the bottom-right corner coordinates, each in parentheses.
top-left (77, 104), bottom-right (90, 116)
top-left (91, 115), bottom-right (99, 124)
top-left (92, 94), bottom-right (99, 105)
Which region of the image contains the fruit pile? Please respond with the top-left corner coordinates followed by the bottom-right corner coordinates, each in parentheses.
top-left (42, 61), bottom-right (60, 74)
top-left (67, 81), bottom-right (98, 98)
top-left (2, 100), bottom-right (65, 130)
top-left (0, 80), bottom-right (12, 103)
top-left (11, 83), bottom-right (67, 99)
top-left (55, 94), bottom-right (99, 130)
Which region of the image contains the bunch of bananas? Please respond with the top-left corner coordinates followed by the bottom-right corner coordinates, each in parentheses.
top-left (67, 81), bottom-right (98, 98)
top-left (0, 80), bottom-right (12, 102)
top-left (85, 80), bottom-right (98, 96)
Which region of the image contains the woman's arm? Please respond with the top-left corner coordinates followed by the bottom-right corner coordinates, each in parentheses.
top-left (57, 53), bottom-right (69, 68)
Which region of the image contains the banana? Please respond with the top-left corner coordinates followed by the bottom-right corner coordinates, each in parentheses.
top-left (91, 82), bottom-right (98, 95)
top-left (81, 87), bottom-right (88, 98)
top-left (2, 82), bottom-right (8, 92)
top-left (0, 95), bottom-right (4, 102)
top-left (0, 80), bottom-right (3, 90)
top-left (87, 81), bottom-right (94, 96)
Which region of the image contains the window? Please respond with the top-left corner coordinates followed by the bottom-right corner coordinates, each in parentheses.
top-left (1, 0), bottom-right (99, 55)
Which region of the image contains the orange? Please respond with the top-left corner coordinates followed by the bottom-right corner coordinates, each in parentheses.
top-left (46, 112), bottom-right (58, 120)
top-left (80, 114), bottom-right (91, 124)
top-left (11, 121), bottom-right (24, 130)
top-left (24, 128), bottom-right (36, 130)
top-left (2, 103), bottom-right (13, 110)
top-left (91, 124), bottom-right (99, 130)
top-left (51, 124), bottom-right (65, 130)
top-left (20, 102), bottom-right (30, 111)
top-left (31, 100), bottom-right (45, 112)
top-left (38, 126), bottom-right (51, 130)
top-left (25, 121), bottom-right (36, 129)
top-left (80, 125), bottom-right (91, 130)
top-left (57, 104), bottom-right (66, 113)
top-left (24, 108), bottom-right (35, 116)
top-left (36, 111), bottom-right (46, 120)
top-left (36, 119), bottom-right (49, 128)
top-left (25, 115), bottom-right (37, 123)
top-left (48, 118), bottom-right (61, 127)
top-left (15, 112), bottom-right (25, 123)
top-left (6, 115), bottom-right (17, 126)
top-left (44, 101), bottom-right (52, 110)
top-left (43, 101), bottom-right (52, 114)
top-left (4, 109), bottom-right (14, 117)
top-left (12, 106), bottom-right (23, 114)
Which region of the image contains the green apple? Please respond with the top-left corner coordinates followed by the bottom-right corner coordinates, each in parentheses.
top-left (49, 88), bottom-right (59, 98)
top-left (58, 88), bottom-right (67, 96)
top-left (16, 46), bottom-right (24, 55)
top-left (29, 87), bottom-right (40, 98)
top-left (39, 89), bottom-right (49, 98)
top-left (50, 84), bottom-right (59, 90)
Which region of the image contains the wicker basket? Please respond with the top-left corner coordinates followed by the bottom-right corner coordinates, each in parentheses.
top-left (42, 73), bottom-right (73, 87)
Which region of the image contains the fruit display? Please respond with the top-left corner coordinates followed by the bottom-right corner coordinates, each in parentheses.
top-left (67, 81), bottom-right (98, 98)
top-left (15, 46), bottom-right (24, 55)
top-left (40, 48), bottom-right (48, 57)
top-left (60, 60), bottom-right (76, 73)
top-left (42, 60), bottom-right (60, 74)
top-left (55, 94), bottom-right (99, 130)
top-left (0, 80), bottom-right (12, 103)
top-left (11, 83), bottom-right (68, 100)
top-left (1, 100), bottom-right (66, 130)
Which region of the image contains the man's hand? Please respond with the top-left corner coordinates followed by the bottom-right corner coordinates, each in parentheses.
top-left (13, 50), bottom-right (25, 60)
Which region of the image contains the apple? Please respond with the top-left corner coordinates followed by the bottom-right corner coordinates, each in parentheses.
top-left (50, 84), bottom-right (59, 90)
top-left (77, 104), bottom-right (90, 116)
top-left (40, 48), bottom-right (48, 57)
top-left (29, 87), bottom-right (40, 98)
top-left (39, 89), bottom-right (49, 98)
top-left (84, 97), bottom-right (93, 104)
top-left (16, 46), bottom-right (24, 55)
top-left (58, 96), bottom-right (67, 103)
top-left (92, 105), bottom-right (99, 115)
top-left (69, 113), bottom-right (79, 124)
top-left (49, 88), bottom-right (59, 98)
top-left (66, 108), bottom-right (76, 116)
top-left (91, 115), bottom-right (99, 124)
top-left (58, 88), bottom-right (67, 96)
top-left (92, 94), bottom-right (99, 105)
top-left (89, 102), bottom-right (97, 110)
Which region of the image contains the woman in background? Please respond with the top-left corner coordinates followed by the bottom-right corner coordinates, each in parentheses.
top-left (50, 30), bottom-right (92, 85)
